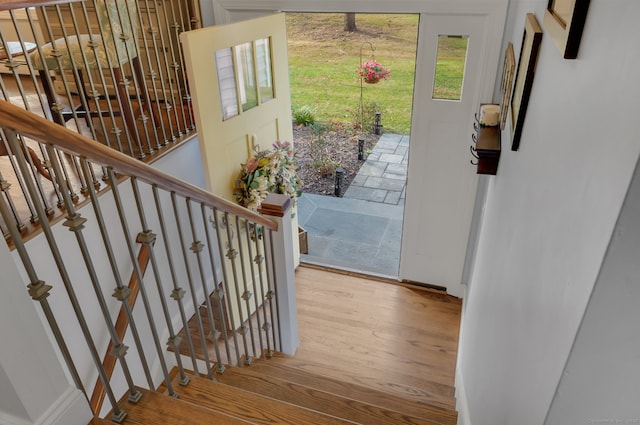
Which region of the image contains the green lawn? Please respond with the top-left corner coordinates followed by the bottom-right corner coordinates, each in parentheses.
top-left (287, 13), bottom-right (469, 134)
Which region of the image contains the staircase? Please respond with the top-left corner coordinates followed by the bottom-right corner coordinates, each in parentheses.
top-left (106, 352), bottom-right (458, 425)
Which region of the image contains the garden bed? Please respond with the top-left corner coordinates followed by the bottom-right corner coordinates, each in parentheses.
top-left (293, 122), bottom-right (379, 196)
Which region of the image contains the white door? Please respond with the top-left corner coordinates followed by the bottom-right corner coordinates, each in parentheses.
top-left (180, 13), bottom-right (297, 331)
top-left (400, 14), bottom-right (489, 297)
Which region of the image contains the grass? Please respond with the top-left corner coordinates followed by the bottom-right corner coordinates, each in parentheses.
top-left (286, 13), bottom-right (468, 134)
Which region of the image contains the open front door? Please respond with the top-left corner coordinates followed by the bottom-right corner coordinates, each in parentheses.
top-left (180, 13), bottom-right (296, 333)
top-left (401, 14), bottom-right (490, 298)
top-left (180, 13), bottom-right (293, 198)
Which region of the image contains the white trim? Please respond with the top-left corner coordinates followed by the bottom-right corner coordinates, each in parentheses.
top-left (0, 412), bottom-right (30, 425)
top-left (455, 367), bottom-right (472, 425)
top-left (34, 387), bottom-right (92, 425)
top-left (216, 0), bottom-right (507, 14)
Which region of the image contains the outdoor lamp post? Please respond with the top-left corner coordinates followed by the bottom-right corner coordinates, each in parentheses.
top-left (335, 167), bottom-right (345, 197)
top-left (358, 137), bottom-right (365, 160)
top-left (374, 112), bottom-right (383, 135)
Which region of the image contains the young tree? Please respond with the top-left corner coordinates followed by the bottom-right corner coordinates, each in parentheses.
top-left (344, 13), bottom-right (357, 32)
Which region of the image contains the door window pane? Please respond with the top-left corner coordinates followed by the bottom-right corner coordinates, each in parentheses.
top-left (432, 35), bottom-right (469, 101)
top-left (235, 42), bottom-right (258, 111)
top-left (215, 48), bottom-right (239, 120)
top-left (255, 37), bottom-right (274, 103)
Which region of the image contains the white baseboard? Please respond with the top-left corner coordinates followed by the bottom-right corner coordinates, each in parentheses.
top-left (34, 387), bottom-right (92, 425)
top-left (455, 367), bottom-right (472, 425)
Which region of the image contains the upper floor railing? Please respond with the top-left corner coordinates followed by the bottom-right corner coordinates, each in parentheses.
top-left (0, 0), bottom-right (199, 236)
top-left (0, 99), bottom-right (299, 422)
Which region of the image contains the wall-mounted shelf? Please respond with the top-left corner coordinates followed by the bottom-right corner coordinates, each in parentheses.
top-left (470, 116), bottom-right (501, 175)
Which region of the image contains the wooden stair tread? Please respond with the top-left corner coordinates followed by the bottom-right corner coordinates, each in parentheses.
top-left (116, 388), bottom-right (250, 424)
top-left (216, 364), bottom-right (445, 425)
top-left (174, 371), bottom-right (357, 425)
top-left (246, 356), bottom-right (457, 424)
top-left (266, 353), bottom-right (455, 409)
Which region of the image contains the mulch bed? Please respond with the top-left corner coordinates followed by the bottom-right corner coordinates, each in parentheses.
top-left (293, 123), bottom-right (380, 196)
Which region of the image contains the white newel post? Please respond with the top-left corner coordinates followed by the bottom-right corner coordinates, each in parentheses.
top-left (0, 240), bottom-right (92, 425)
top-left (259, 194), bottom-right (299, 356)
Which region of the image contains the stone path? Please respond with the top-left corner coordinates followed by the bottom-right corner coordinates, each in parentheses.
top-left (297, 133), bottom-right (408, 277)
top-left (343, 133), bottom-right (408, 205)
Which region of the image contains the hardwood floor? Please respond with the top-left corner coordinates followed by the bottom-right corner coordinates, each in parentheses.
top-left (292, 266), bottom-right (462, 409)
top-left (177, 265), bottom-right (462, 410)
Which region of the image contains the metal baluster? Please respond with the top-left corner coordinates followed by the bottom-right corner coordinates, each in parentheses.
top-left (172, 0), bottom-right (194, 130)
top-left (152, 185), bottom-right (199, 374)
top-left (34, 5), bottom-right (84, 200)
top-left (22, 10), bottom-right (81, 192)
top-left (151, 0), bottom-right (181, 140)
top-left (164, 0), bottom-right (190, 134)
top-left (107, 169), bottom-right (176, 397)
top-left (95, 0), bottom-right (147, 156)
top-left (266, 229), bottom-right (282, 352)
top-left (78, 160), bottom-right (153, 390)
top-left (186, 0), bottom-right (201, 31)
top-left (46, 144), bottom-right (142, 405)
top-left (202, 204), bottom-right (231, 370)
top-left (116, 0), bottom-right (157, 153)
top-left (133, 0), bottom-right (167, 147)
top-left (236, 218), bottom-right (257, 360)
top-left (64, 2), bottom-right (113, 157)
top-left (130, 177), bottom-right (189, 387)
top-left (253, 224), bottom-right (271, 356)
top-left (260, 230), bottom-right (275, 355)
top-left (171, 192), bottom-right (214, 379)
top-left (5, 10), bottom-right (63, 205)
top-left (0, 170), bottom-right (26, 235)
top-left (50, 4), bottom-right (100, 158)
top-left (9, 9), bottom-right (79, 199)
top-left (0, 62), bottom-right (54, 220)
top-left (244, 221), bottom-right (264, 356)
top-left (211, 208), bottom-right (242, 366)
top-left (86, 0), bottom-right (141, 157)
top-left (34, 5), bottom-right (69, 128)
top-left (76, 1), bottom-right (126, 154)
top-left (222, 211), bottom-right (251, 365)
top-left (186, 199), bottom-right (224, 372)
top-left (4, 129), bottom-right (126, 423)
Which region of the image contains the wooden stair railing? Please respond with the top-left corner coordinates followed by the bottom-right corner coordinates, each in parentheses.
top-left (0, 100), bottom-right (278, 232)
top-left (90, 241), bottom-right (154, 413)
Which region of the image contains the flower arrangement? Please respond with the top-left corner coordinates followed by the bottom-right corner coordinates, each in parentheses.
top-left (358, 60), bottom-right (391, 84)
top-left (234, 141), bottom-right (302, 211)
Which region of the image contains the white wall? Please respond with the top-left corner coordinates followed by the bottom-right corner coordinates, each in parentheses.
top-left (545, 150), bottom-right (640, 425)
top-left (0, 235), bottom-right (91, 425)
top-left (457, 1), bottom-right (640, 424)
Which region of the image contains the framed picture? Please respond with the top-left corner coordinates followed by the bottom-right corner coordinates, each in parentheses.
top-left (500, 42), bottom-right (515, 130)
top-left (543, 0), bottom-right (590, 59)
top-left (510, 13), bottom-right (542, 151)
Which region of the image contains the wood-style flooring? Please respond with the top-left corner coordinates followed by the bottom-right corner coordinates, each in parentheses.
top-left (178, 265), bottom-right (462, 410)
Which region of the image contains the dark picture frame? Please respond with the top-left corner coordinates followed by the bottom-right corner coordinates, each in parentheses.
top-left (543, 0), bottom-right (590, 59)
top-left (510, 13), bottom-right (542, 151)
top-left (500, 42), bottom-right (515, 130)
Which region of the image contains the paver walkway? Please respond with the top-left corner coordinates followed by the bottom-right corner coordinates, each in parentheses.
top-left (297, 133), bottom-right (408, 277)
top-left (343, 133), bottom-right (409, 205)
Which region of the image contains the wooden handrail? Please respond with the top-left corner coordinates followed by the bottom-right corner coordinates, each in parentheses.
top-left (89, 242), bottom-right (152, 414)
top-left (0, 100), bottom-right (277, 230)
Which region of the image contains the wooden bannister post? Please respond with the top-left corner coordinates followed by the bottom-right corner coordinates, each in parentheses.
top-left (259, 194), bottom-right (299, 355)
